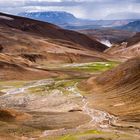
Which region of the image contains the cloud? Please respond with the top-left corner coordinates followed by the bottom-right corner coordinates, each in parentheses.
top-left (0, 0), bottom-right (140, 19)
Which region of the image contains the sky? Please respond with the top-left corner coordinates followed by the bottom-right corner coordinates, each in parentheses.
top-left (0, 0), bottom-right (140, 19)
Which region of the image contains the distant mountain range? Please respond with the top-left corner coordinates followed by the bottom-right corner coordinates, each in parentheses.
top-left (117, 20), bottom-right (140, 32)
top-left (18, 11), bottom-right (135, 30)
top-left (19, 11), bottom-right (78, 25)
top-left (106, 12), bottom-right (140, 20)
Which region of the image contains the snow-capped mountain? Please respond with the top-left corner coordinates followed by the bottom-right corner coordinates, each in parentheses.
top-left (18, 11), bottom-right (78, 25)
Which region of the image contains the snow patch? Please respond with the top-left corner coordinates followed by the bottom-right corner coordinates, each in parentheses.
top-left (0, 15), bottom-right (14, 21)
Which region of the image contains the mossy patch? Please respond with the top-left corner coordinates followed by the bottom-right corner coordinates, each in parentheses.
top-left (45, 128), bottom-right (134, 140)
top-left (27, 79), bottom-right (80, 95)
top-left (0, 81), bottom-right (27, 87)
top-left (48, 130), bottom-right (103, 140)
top-left (82, 130), bottom-right (102, 135)
top-left (62, 61), bottom-right (119, 73)
top-left (38, 61), bottom-right (119, 74)
top-left (0, 80), bottom-right (28, 93)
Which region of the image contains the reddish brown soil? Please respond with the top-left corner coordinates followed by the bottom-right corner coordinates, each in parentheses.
top-left (0, 12), bottom-right (107, 52)
top-left (127, 32), bottom-right (140, 47)
top-left (0, 53), bottom-right (59, 80)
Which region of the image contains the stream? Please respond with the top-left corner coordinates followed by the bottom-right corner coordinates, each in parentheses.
top-left (2, 79), bottom-right (55, 96)
top-left (1, 79), bottom-right (117, 128)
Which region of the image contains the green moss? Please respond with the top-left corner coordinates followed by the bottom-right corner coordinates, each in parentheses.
top-left (38, 61), bottom-right (120, 73)
top-left (51, 130), bottom-right (103, 140)
top-left (27, 79), bottom-right (80, 95)
top-left (57, 135), bottom-right (77, 140)
top-left (87, 138), bottom-right (110, 140)
top-left (0, 81), bottom-right (27, 87)
top-left (65, 61), bottom-right (119, 73)
top-left (82, 130), bottom-right (102, 135)
top-left (47, 128), bottom-right (133, 140)
top-left (28, 85), bottom-right (46, 94)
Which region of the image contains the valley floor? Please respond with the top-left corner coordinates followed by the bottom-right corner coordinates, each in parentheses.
top-left (0, 61), bottom-right (139, 140)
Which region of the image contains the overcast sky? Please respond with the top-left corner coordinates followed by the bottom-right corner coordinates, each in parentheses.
top-left (0, 0), bottom-right (140, 19)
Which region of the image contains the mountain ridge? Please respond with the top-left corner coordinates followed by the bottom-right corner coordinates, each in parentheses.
top-left (18, 11), bottom-right (135, 30)
top-left (117, 20), bottom-right (140, 32)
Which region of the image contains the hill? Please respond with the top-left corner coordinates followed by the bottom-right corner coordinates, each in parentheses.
top-left (127, 32), bottom-right (140, 46)
top-left (0, 12), bottom-right (108, 60)
top-left (0, 12), bottom-right (108, 52)
top-left (0, 53), bottom-right (58, 80)
top-left (78, 28), bottom-right (135, 45)
top-left (79, 57), bottom-right (140, 121)
top-left (0, 12), bottom-right (110, 80)
top-left (105, 33), bottom-right (140, 58)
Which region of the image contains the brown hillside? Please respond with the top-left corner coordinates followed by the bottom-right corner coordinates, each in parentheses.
top-left (105, 33), bottom-right (140, 59)
top-left (0, 12), bottom-right (107, 52)
top-left (0, 53), bottom-right (58, 80)
top-left (0, 25), bottom-right (107, 64)
top-left (127, 32), bottom-right (140, 47)
top-left (78, 28), bottom-right (135, 44)
top-left (0, 12), bottom-right (110, 65)
top-left (79, 57), bottom-right (140, 121)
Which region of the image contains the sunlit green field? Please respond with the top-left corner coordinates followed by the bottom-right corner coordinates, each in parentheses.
top-left (40, 61), bottom-right (119, 73)
top-left (46, 129), bottom-right (133, 140)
